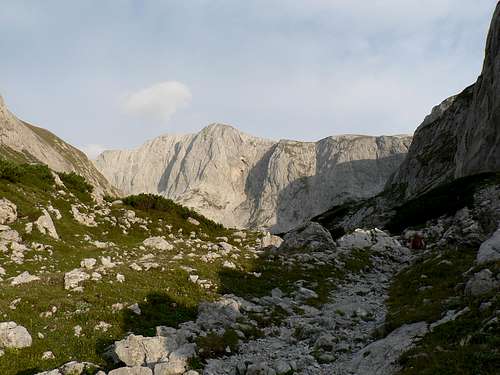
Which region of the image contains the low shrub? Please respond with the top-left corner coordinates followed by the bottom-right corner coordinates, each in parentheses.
top-left (0, 158), bottom-right (54, 189)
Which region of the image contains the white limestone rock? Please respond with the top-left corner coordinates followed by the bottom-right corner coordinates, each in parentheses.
top-left (187, 217), bottom-right (200, 226)
top-left (35, 209), bottom-right (59, 239)
top-left (0, 321), bottom-right (32, 349)
top-left (113, 334), bottom-right (175, 366)
top-left (80, 258), bottom-right (97, 269)
top-left (64, 268), bottom-right (90, 290)
top-left (10, 271), bottom-right (40, 286)
top-left (260, 232), bottom-right (283, 249)
top-left (0, 198), bottom-right (17, 224)
top-left (143, 236), bottom-right (173, 251)
top-left (71, 205), bottom-right (97, 227)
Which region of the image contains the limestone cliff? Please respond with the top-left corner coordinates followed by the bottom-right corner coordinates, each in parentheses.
top-left (388, 3), bottom-right (500, 198)
top-left (96, 124), bottom-right (411, 232)
top-left (0, 94), bottom-right (118, 196)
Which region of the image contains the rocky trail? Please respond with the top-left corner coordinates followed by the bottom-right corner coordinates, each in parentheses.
top-left (203, 228), bottom-right (414, 375)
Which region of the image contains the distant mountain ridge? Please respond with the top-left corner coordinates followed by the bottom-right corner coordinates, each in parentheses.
top-left (96, 124), bottom-right (411, 232)
top-left (0, 94), bottom-right (118, 196)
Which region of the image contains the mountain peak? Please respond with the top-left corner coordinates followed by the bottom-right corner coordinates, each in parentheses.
top-left (201, 123), bottom-right (241, 134)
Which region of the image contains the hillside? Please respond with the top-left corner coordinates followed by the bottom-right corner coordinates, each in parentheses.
top-left (0, 95), bottom-right (118, 196)
top-left (95, 124), bottom-right (411, 232)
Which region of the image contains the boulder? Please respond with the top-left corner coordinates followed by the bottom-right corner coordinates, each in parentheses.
top-left (349, 322), bottom-right (428, 375)
top-left (108, 367), bottom-right (153, 375)
top-left (187, 217), bottom-right (200, 226)
top-left (10, 271), bottom-right (40, 286)
top-left (143, 237), bottom-right (174, 251)
top-left (280, 222), bottom-right (335, 251)
top-left (260, 232), bottom-right (283, 249)
top-left (80, 258), bottom-right (97, 269)
top-left (197, 296), bottom-right (242, 330)
top-left (0, 321), bottom-right (32, 349)
top-left (465, 269), bottom-right (499, 296)
top-left (0, 198), bottom-right (17, 224)
top-left (35, 209), bottom-right (59, 239)
top-left (477, 227), bottom-right (500, 264)
top-left (64, 269), bottom-right (90, 290)
top-left (114, 334), bottom-right (175, 366)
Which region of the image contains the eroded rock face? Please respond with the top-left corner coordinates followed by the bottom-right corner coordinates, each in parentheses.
top-left (388, 3), bottom-right (500, 198)
top-left (96, 125), bottom-right (411, 232)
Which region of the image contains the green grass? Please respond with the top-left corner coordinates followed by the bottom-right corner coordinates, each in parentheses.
top-left (384, 246), bottom-right (476, 334)
top-left (58, 171), bottom-right (93, 201)
top-left (122, 193), bottom-right (226, 237)
top-left (0, 160), bottom-right (264, 374)
top-left (384, 243), bottom-right (500, 375)
top-left (196, 329), bottom-right (240, 360)
top-left (397, 295), bottom-right (500, 375)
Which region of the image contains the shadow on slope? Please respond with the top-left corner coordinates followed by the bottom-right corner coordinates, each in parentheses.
top-left (271, 154), bottom-right (407, 233)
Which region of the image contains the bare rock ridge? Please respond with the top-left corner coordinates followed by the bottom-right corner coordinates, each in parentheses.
top-left (96, 124), bottom-right (411, 232)
top-left (0, 95), bottom-right (118, 196)
top-left (388, 2), bottom-right (500, 198)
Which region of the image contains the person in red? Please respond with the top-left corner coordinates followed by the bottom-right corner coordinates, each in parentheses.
top-left (410, 233), bottom-right (425, 250)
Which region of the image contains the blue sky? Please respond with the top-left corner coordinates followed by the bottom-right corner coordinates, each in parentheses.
top-left (0, 1), bottom-right (496, 157)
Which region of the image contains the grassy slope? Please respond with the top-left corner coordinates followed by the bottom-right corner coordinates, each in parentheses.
top-left (385, 246), bottom-right (500, 375)
top-left (0, 159), bottom-right (257, 374)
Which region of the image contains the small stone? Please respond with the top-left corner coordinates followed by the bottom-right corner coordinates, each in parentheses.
top-left (42, 351), bottom-right (55, 360)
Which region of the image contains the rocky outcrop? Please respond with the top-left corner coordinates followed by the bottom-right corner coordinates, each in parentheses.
top-left (388, 3), bottom-right (500, 198)
top-left (0, 94), bottom-right (118, 196)
top-left (96, 124), bottom-right (411, 232)
top-left (0, 321), bottom-right (32, 349)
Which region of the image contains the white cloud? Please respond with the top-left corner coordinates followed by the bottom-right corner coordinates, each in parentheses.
top-left (80, 144), bottom-right (107, 160)
top-left (121, 81), bottom-right (192, 123)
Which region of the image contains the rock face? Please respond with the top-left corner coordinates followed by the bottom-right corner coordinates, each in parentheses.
top-left (388, 3), bottom-right (500, 198)
top-left (0, 94), bottom-right (118, 196)
top-left (96, 124), bottom-right (411, 232)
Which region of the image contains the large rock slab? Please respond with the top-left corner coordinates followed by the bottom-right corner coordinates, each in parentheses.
top-left (0, 321), bottom-right (32, 349)
top-left (279, 222), bottom-right (335, 252)
top-left (349, 322), bottom-right (428, 375)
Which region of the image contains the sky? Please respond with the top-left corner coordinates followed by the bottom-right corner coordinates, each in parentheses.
top-left (0, 0), bottom-right (496, 158)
